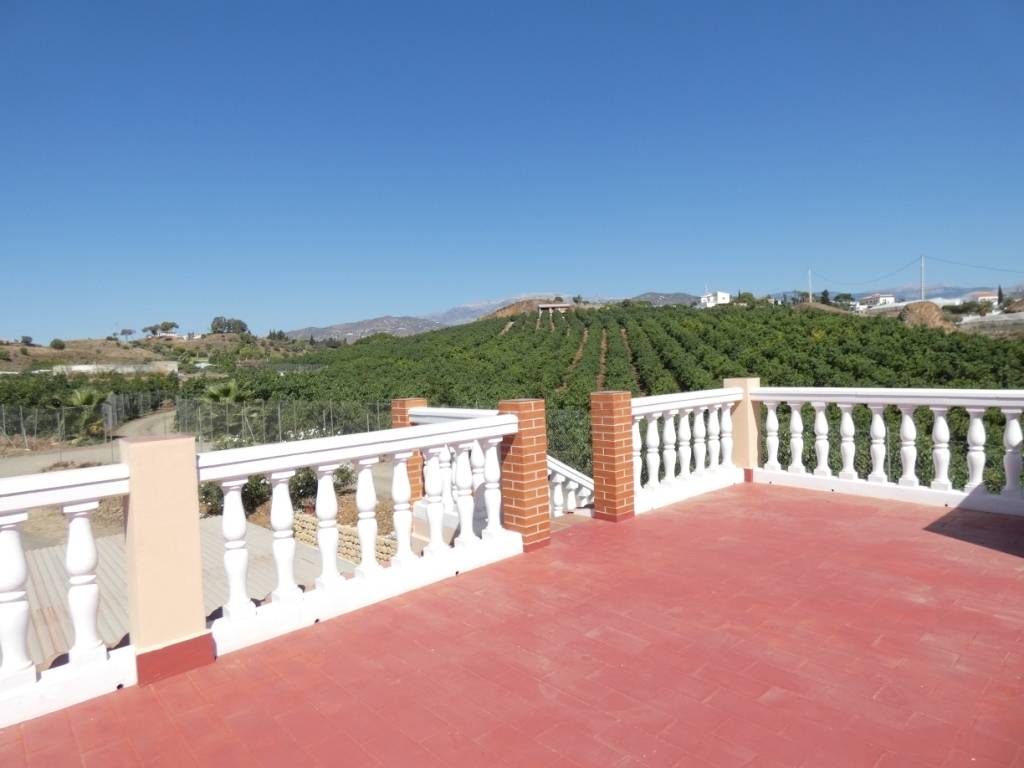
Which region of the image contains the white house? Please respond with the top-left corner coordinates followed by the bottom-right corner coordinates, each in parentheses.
top-left (860, 293), bottom-right (896, 308)
top-left (976, 294), bottom-right (999, 305)
top-left (699, 291), bottom-right (731, 308)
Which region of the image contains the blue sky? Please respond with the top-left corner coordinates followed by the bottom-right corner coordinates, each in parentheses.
top-left (2, 1), bottom-right (1022, 341)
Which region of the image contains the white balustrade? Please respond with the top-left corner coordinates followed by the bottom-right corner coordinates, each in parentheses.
top-left (838, 405), bottom-right (856, 480)
top-left (390, 453), bottom-right (416, 567)
top-left (1002, 410), bottom-right (1022, 499)
top-left (454, 443), bottom-right (480, 547)
top-left (315, 465), bottom-right (341, 588)
top-left (439, 446), bottom-right (454, 515)
top-left (707, 406), bottom-right (720, 471)
top-left (483, 438), bottom-right (504, 537)
top-left (662, 412), bottom-right (677, 482)
top-left (631, 388), bottom-right (745, 512)
top-left (0, 512), bottom-right (34, 690)
top-left (789, 404), bottom-right (805, 474)
top-left (868, 406), bottom-right (887, 483)
top-left (354, 458), bottom-right (382, 576)
top-left (931, 407), bottom-right (952, 491)
top-left (550, 473), bottom-right (565, 517)
top-left (221, 478), bottom-right (255, 619)
top-left (678, 409), bottom-right (692, 478)
top-left (751, 387), bottom-right (1024, 515)
top-left (270, 471), bottom-right (302, 599)
top-left (645, 415), bottom-right (661, 489)
top-left (423, 448), bottom-right (447, 556)
top-left (812, 402), bottom-right (830, 477)
top-left (764, 402), bottom-right (781, 471)
top-left (565, 480), bottom-right (579, 512)
top-left (898, 406), bottom-right (919, 487)
top-left (64, 501), bottom-right (106, 664)
top-left (693, 408), bottom-right (707, 475)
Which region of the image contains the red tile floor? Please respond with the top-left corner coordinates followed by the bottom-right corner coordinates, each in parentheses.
top-left (2, 484), bottom-right (1023, 767)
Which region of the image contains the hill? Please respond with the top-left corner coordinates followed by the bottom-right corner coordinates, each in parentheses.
top-left (632, 292), bottom-right (699, 306)
top-left (286, 316), bottom-right (442, 342)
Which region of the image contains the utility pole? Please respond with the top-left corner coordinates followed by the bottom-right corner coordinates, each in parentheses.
top-left (920, 254), bottom-right (925, 301)
top-left (807, 269), bottom-right (813, 303)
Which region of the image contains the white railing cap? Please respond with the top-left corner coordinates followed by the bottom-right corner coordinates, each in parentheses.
top-left (0, 463), bottom-right (130, 514)
top-left (547, 455), bottom-right (593, 491)
top-left (632, 387), bottom-right (744, 417)
top-left (197, 414), bottom-right (518, 482)
top-left (752, 386), bottom-right (1024, 410)
top-left (409, 406), bottom-right (500, 424)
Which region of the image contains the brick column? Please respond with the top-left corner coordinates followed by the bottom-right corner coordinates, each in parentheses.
top-left (723, 377), bottom-right (761, 480)
top-left (590, 390), bottom-right (635, 522)
top-left (391, 398), bottom-right (428, 502)
top-left (497, 399), bottom-right (550, 552)
top-left (120, 435), bottom-right (213, 684)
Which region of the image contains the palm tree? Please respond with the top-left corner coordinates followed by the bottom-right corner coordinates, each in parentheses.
top-left (204, 380), bottom-right (242, 403)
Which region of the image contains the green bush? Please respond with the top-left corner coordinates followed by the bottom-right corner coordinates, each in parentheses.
top-left (199, 482), bottom-right (224, 514)
top-left (49, 339), bottom-right (66, 350)
top-left (288, 467), bottom-right (318, 506)
top-left (241, 475), bottom-right (271, 512)
top-left (0, 349), bottom-right (9, 361)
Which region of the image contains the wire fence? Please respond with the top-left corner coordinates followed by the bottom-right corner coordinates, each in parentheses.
top-left (0, 391), bottom-right (175, 450)
top-left (174, 399), bottom-right (392, 451)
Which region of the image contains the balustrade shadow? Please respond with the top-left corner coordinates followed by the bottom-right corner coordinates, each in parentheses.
top-left (923, 506), bottom-right (1024, 558)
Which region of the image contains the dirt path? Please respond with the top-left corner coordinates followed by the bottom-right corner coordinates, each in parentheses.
top-left (0, 409), bottom-right (178, 477)
top-left (499, 320), bottom-right (514, 336)
top-left (555, 327), bottom-right (589, 393)
top-left (596, 328), bottom-right (608, 389)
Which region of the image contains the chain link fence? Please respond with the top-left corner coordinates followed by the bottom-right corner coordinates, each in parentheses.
top-left (0, 391), bottom-right (175, 450)
top-left (175, 399), bottom-right (392, 451)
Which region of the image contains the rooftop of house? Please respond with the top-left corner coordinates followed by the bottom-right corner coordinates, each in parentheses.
top-left (4, 483), bottom-right (1022, 767)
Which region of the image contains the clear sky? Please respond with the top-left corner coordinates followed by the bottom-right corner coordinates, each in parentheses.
top-left (2, 1), bottom-right (1022, 341)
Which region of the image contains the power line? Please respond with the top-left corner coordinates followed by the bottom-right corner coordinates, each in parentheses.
top-left (927, 256), bottom-right (1024, 276)
top-left (811, 256), bottom-right (919, 287)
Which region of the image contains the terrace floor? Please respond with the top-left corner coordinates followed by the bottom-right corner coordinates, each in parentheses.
top-left (3, 484), bottom-right (1023, 768)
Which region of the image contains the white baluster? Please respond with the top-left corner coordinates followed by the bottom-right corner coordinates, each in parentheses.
top-left (788, 403), bottom-right (805, 474)
top-left (550, 473), bottom-right (566, 517)
top-left (0, 512), bottom-right (35, 689)
top-left (1002, 409), bottom-right (1022, 498)
top-left (838, 405), bottom-right (857, 480)
top-left (813, 402), bottom-right (830, 477)
top-left (565, 480), bottom-right (579, 512)
top-left (314, 464), bottom-right (341, 589)
top-left (354, 458), bottom-right (382, 575)
top-left (662, 411), bottom-right (677, 482)
top-left (930, 407), bottom-right (952, 491)
top-left (965, 408), bottom-right (986, 492)
top-left (677, 409), bottom-right (692, 479)
top-left (423, 449), bottom-right (447, 556)
top-left (693, 408), bottom-right (707, 475)
top-left (764, 402), bottom-right (780, 471)
top-left (646, 415), bottom-right (661, 489)
top-left (631, 416), bottom-right (643, 495)
top-left (439, 446), bottom-right (454, 516)
top-left (454, 443), bottom-right (480, 546)
top-left (270, 472), bottom-right (301, 601)
top-left (898, 406), bottom-right (919, 487)
top-left (868, 406), bottom-right (887, 483)
top-left (470, 440), bottom-right (486, 520)
top-left (390, 452), bottom-right (416, 567)
top-left (64, 501), bottom-right (105, 663)
top-left (482, 438), bottom-right (504, 538)
top-left (720, 404), bottom-right (734, 469)
top-left (220, 479), bottom-right (255, 620)
top-left (707, 406), bottom-right (721, 471)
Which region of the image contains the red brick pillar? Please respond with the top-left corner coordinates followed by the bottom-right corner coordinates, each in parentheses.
top-left (590, 391), bottom-right (635, 522)
top-left (391, 398), bottom-right (428, 502)
top-left (497, 399), bottom-right (551, 552)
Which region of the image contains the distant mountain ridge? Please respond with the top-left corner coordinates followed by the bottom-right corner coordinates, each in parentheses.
top-left (632, 292), bottom-right (699, 306)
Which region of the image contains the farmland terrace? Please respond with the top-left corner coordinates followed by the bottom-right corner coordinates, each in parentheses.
top-left (0, 382), bottom-right (1022, 767)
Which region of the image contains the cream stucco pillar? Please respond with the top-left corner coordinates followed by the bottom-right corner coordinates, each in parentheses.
top-left (724, 378), bottom-right (761, 473)
top-left (120, 435), bottom-right (213, 683)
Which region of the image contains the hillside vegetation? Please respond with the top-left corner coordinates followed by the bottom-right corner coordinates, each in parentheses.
top-left (180, 304), bottom-right (1024, 408)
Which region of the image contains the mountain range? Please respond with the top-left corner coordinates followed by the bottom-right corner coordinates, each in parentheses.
top-left (286, 285), bottom-right (1018, 341)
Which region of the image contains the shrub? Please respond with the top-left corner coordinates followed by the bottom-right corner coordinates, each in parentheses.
top-left (241, 475), bottom-right (271, 513)
top-left (50, 339), bottom-right (66, 350)
top-left (288, 467), bottom-right (318, 507)
top-left (333, 464), bottom-right (355, 492)
top-left (0, 349), bottom-right (9, 361)
top-left (199, 482), bottom-right (224, 514)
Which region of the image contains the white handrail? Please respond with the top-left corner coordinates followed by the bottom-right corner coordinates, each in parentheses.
top-left (547, 455), bottom-right (593, 493)
top-left (632, 387), bottom-right (743, 417)
top-left (408, 406), bottom-right (499, 423)
top-left (0, 464), bottom-right (130, 514)
top-left (753, 386), bottom-right (1024, 410)
top-left (197, 415), bottom-right (518, 482)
